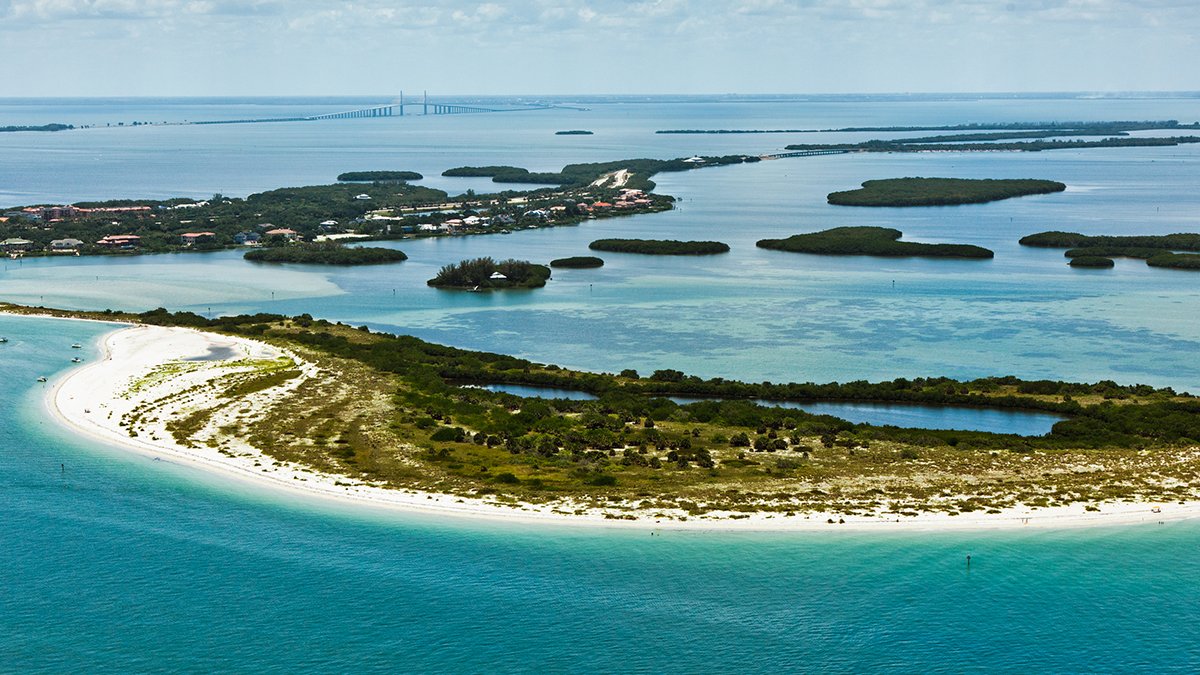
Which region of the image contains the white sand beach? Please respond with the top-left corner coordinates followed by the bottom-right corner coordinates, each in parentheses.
top-left (38, 319), bottom-right (1200, 531)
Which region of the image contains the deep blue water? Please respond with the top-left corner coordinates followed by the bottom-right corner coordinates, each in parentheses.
top-left (4, 96), bottom-right (1200, 671)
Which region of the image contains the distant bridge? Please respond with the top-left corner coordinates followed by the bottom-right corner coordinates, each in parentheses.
top-left (308, 92), bottom-right (520, 120)
top-left (192, 91), bottom-right (548, 126)
top-left (761, 149), bottom-right (852, 159)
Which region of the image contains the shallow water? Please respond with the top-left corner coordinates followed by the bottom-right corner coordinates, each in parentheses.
top-left (2, 316), bottom-right (1199, 672)
top-left (4, 96), bottom-right (1200, 671)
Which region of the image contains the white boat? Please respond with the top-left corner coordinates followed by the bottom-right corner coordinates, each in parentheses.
top-left (36, 376), bottom-right (47, 383)
top-left (0, 337), bottom-right (8, 343)
top-left (71, 357), bottom-right (83, 363)
top-left (71, 343), bottom-right (82, 349)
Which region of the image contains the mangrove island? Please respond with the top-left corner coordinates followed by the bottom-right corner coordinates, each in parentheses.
top-left (757, 226), bottom-right (994, 258)
top-left (589, 239), bottom-right (731, 255)
top-left (827, 177), bottom-right (1067, 207)
top-left (427, 257), bottom-right (552, 290)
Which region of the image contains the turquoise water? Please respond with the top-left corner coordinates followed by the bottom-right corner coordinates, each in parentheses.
top-left (3, 316), bottom-right (1200, 672)
top-left (5, 96), bottom-right (1200, 671)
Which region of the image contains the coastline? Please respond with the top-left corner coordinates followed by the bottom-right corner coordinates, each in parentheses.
top-left (16, 313), bottom-right (1199, 531)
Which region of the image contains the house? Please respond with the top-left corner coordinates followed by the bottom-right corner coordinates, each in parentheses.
top-left (1, 238), bottom-right (34, 252)
top-left (264, 228), bottom-right (299, 242)
top-left (233, 231), bottom-right (261, 245)
top-left (489, 272), bottom-right (508, 280)
top-left (355, 194), bottom-right (372, 200)
top-left (95, 234), bottom-right (141, 250)
top-left (180, 231), bottom-right (216, 245)
top-left (50, 238), bottom-right (85, 252)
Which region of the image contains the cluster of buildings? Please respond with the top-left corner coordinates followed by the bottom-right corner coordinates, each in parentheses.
top-left (7, 204), bottom-right (152, 224)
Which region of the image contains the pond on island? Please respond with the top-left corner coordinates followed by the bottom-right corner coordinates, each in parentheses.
top-left (476, 383), bottom-right (601, 401)
top-left (475, 385), bottom-right (1065, 436)
top-left (669, 397), bottom-right (1066, 436)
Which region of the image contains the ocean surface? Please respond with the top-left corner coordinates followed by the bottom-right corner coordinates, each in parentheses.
top-left (4, 95), bottom-right (1200, 671)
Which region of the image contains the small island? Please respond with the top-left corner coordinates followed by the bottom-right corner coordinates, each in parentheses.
top-left (428, 257), bottom-right (552, 289)
top-left (757, 227), bottom-right (994, 259)
top-left (550, 256), bottom-right (605, 268)
top-left (1021, 231), bottom-right (1200, 271)
top-left (555, 130), bottom-right (593, 135)
top-left (827, 178), bottom-right (1067, 207)
top-left (244, 242), bottom-right (408, 265)
top-left (1068, 256), bottom-right (1116, 268)
top-left (1147, 253), bottom-right (1200, 270)
top-left (588, 239), bottom-right (730, 255)
top-left (1, 123), bottom-right (74, 133)
top-left (337, 171), bottom-right (423, 182)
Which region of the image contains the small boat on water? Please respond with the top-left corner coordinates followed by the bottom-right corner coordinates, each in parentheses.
top-left (71, 343), bottom-right (83, 349)
top-left (36, 376), bottom-right (47, 383)
top-left (71, 357), bottom-right (83, 363)
top-left (0, 337), bottom-right (8, 343)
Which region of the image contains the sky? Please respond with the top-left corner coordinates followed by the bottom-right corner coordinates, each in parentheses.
top-left (1, 0), bottom-right (1197, 96)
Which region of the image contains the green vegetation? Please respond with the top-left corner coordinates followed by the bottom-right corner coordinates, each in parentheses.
top-left (787, 136), bottom-right (1200, 154)
top-left (589, 239), bottom-right (730, 255)
top-left (1, 123), bottom-right (74, 133)
top-left (0, 182), bottom-right (448, 257)
top-left (666, 121), bottom-right (1196, 135)
top-left (11, 302), bottom-right (1200, 517)
top-left (41, 304), bottom-right (1200, 517)
top-left (1147, 253), bottom-right (1200, 270)
top-left (1064, 247), bottom-right (1169, 260)
top-left (337, 171), bottom-right (423, 182)
top-left (244, 242), bottom-right (408, 265)
top-left (428, 257), bottom-right (552, 289)
top-left (828, 177), bottom-right (1066, 207)
top-left (442, 166), bottom-right (574, 185)
top-left (1020, 231), bottom-right (1200, 251)
top-left (1068, 256), bottom-right (1115, 268)
top-left (757, 227), bottom-right (993, 259)
top-left (555, 130), bottom-right (593, 135)
top-left (1021, 231), bottom-right (1200, 272)
top-left (550, 256), bottom-right (605, 268)
top-left (444, 154), bottom-right (760, 191)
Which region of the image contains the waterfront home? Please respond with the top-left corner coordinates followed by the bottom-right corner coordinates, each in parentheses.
top-left (95, 234), bottom-right (141, 250)
top-left (1, 237), bottom-right (34, 252)
top-left (233, 231), bottom-right (262, 245)
top-left (264, 228), bottom-right (300, 242)
top-left (180, 231), bottom-right (216, 245)
top-left (50, 238), bottom-right (85, 252)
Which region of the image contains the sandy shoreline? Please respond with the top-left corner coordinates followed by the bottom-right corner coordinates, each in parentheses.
top-left (11, 313), bottom-right (1198, 531)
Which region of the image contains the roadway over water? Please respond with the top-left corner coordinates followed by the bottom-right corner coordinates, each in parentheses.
top-left (191, 94), bottom-right (555, 125)
top-left (761, 149), bottom-right (852, 159)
